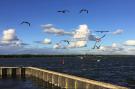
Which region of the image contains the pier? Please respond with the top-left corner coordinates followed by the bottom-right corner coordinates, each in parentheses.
top-left (0, 67), bottom-right (128, 89)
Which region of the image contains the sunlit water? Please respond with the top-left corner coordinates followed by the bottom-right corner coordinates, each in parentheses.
top-left (0, 56), bottom-right (135, 89)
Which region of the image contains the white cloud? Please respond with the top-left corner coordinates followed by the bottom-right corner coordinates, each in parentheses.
top-left (41, 24), bottom-right (73, 36)
top-left (1, 29), bottom-right (19, 44)
top-left (112, 43), bottom-right (117, 47)
top-left (124, 40), bottom-right (135, 46)
top-left (68, 41), bottom-right (87, 48)
top-left (67, 24), bottom-right (90, 48)
top-left (112, 29), bottom-right (124, 35)
top-left (73, 25), bottom-right (89, 39)
top-left (72, 24), bottom-right (97, 41)
top-left (95, 42), bottom-right (135, 55)
top-left (42, 24), bottom-right (125, 50)
top-left (50, 24), bottom-right (97, 49)
top-left (53, 43), bottom-right (62, 49)
top-left (43, 38), bottom-right (52, 44)
top-left (0, 29), bottom-right (27, 47)
top-left (35, 38), bottom-right (52, 45)
top-left (42, 23), bottom-right (97, 41)
top-left (99, 43), bottom-right (124, 52)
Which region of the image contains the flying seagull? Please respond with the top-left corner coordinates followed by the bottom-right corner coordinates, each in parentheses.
top-left (96, 44), bottom-right (101, 49)
top-left (21, 21), bottom-right (31, 26)
top-left (92, 41), bottom-right (98, 49)
top-left (100, 34), bottom-right (106, 39)
top-left (92, 42), bottom-right (101, 49)
top-left (96, 34), bottom-right (106, 42)
top-left (57, 10), bottom-right (70, 13)
top-left (80, 9), bottom-right (88, 14)
top-left (92, 35), bottom-right (106, 49)
top-left (61, 40), bottom-right (70, 44)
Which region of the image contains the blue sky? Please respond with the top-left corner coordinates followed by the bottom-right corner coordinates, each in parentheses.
top-left (0, 0), bottom-right (135, 54)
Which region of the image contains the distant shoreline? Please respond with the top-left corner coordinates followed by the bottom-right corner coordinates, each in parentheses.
top-left (0, 54), bottom-right (134, 58)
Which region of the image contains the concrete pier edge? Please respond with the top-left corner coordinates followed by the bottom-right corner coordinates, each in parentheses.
top-left (0, 67), bottom-right (129, 89)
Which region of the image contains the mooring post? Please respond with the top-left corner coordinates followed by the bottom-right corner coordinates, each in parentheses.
top-left (43, 72), bottom-right (47, 81)
top-left (12, 68), bottom-right (17, 78)
top-left (0, 68), bottom-right (2, 78)
top-left (16, 67), bottom-right (21, 77)
top-left (2, 68), bottom-right (7, 78)
top-left (75, 80), bottom-right (78, 89)
top-left (58, 75), bottom-right (60, 87)
top-left (65, 78), bottom-right (68, 89)
top-left (21, 67), bottom-right (25, 78)
top-left (52, 74), bottom-right (54, 84)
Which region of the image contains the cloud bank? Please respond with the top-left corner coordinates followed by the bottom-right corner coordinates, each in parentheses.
top-left (41, 24), bottom-right (73, 36)
top-left (35, 38), bottom-right (52, 45)
top-left (99, 43), bottom-right (124, 52)
top-left (124, 40), bottom-right (135, 46)
top-left (0, 29), bottom-right (27, 47)
top-left (112, 29), bottom-right (124, 35)
top-left (1, 29), bottom-right (19, 44)
top-left (53, 43), bottom-right (62, 49)
top-left (43, 38), bottom-right (52, 44)
top-left (52, 24), bottom-right (96, 49)
top-left (68, 24), bottom-right (89, 48)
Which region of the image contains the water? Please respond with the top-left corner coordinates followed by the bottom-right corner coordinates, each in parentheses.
top-left (0, 78), bottom-right (42, 89)
top-left (0, 76), bottom-right (60, 89)
top-left (0, 56), bottom-right (135, 89)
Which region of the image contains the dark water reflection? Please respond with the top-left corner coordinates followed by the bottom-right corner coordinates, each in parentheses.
top-left (0, 76), bottom-right (61, 89)
top-left (0, 56), bottom-right (135, 88)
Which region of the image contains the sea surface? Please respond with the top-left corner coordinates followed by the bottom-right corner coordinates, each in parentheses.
top-left (0, 56), bottom-right (135, 89)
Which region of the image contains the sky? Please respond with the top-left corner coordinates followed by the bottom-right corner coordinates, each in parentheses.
top-left (0, 0), bottom-right (135, 55)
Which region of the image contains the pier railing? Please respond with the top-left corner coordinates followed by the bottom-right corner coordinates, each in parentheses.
top-left (0, 67), bottom-right (128, 89)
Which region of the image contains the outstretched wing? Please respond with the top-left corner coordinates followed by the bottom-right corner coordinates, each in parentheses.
top-left (100, 34), bottom-right (106, 39)
top-left (86, 10), bottom-right (88, 13)
top-left (20, 21), bottom-right (25, 24)
top-left (93, 35), bottom-right (106, 49)
top-left (95, 30), bottom-right (109, 33)
top-left (92, 41), bottom-right (98, 49)
top-left (21, 21), bottom-right (30, 26)
top-left (80, 9), bottom-right (84, 13)
top-left (57, 11), bottom-right (63, 13)
top-left (26, 22), bottom-right (31, 26)
top-left (80, 9), bottom-right (88, 14)
top-left (63, 40), bottom-right (70, 44)
top-left (57, 10), bottom-right (70, 13)
top-left (96, 44), bottom-right (101, 49)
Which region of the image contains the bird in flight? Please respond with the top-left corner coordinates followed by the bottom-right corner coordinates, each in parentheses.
top-left (92, 34), bottom-right (106, 49)
top-left (92, 41), bottom-right (98, 49)
top-left (95, 30), bottom-right (109, 33)
top-left (21, 21), bottom-right (31, 26)
top-left (96, 44), bottom-right (101, 49)
top-left (80, 9), bottom-right (88, 14)
top-left (92, 42), bottom-right (101, 49)
top-left (57, 10), bottom-right (70, 13)
top-left (95, 34), bottom-right (106, 42)
top-left (61, 40), bottom-right (70, 44)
